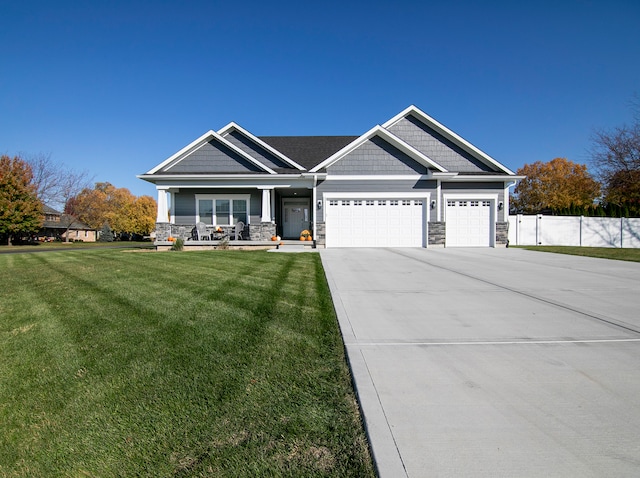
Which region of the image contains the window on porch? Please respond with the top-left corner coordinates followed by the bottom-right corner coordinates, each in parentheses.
top-left (196, 195), bottom-right (249, 226)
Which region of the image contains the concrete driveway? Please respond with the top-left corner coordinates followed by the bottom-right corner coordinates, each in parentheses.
top-left (320, 248), bottom-right (640, 478)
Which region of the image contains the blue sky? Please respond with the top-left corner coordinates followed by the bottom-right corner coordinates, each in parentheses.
top-left (1, 0), bottom-right (639, 199)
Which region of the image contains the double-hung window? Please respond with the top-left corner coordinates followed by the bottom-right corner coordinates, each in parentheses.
top-left (196, 195), bottom-right (249, 226)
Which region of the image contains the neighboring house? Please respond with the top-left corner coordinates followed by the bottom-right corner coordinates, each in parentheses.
top-left (40, 205), bottom-right (97, 242)
top-left (139, 105), bottom-right (523, 248)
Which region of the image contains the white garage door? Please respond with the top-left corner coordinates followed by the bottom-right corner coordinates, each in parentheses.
top-left (325, 198), bottom-right (425, 247)
top-left (445, 200), bottom-right (492, 247)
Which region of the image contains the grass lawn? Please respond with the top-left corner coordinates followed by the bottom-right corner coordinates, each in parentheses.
top-left (0, 241), bottom-right (153, 252)
top-left (0, 249), bottom-right (374, 477)
top-left (515, 245), bottom-right (640, 262)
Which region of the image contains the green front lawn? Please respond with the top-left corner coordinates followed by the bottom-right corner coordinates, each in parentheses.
top-left (0, 250), bottom-right (374, 477)
top-left (515, 245), bottom-right (640, 262)
top-left (0, 241), bottom-right (153, 251)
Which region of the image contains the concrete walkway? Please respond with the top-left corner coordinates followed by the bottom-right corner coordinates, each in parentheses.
top-left (320, 248), bottom-right (640, 477)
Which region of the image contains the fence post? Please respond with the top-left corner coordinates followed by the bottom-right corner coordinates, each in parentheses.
top-left (621, 216), bottom-right (624, 248)
top-left (536, 214), bottom-right (542, 245)
top-left (580, 215), bottom-right (583, 247)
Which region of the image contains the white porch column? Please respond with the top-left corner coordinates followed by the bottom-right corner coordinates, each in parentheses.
top-left (260, 188), bottom-right (273, 222)
top-left (436, 180), bottom-right (442, 221)
top-left (156, 187), bottom-right (170, 223)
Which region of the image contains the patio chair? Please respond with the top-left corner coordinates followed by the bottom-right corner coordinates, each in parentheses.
top-left (195, 222), bottom-right (211, 241)
top-left (234, 221), bottom-right (245, 240)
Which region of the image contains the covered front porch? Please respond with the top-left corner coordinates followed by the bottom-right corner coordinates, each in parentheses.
top-left (152, 181), bottom-right (316, 246)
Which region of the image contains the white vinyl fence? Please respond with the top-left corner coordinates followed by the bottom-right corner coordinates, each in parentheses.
top-left (509, 215), bottom-right (640, 248)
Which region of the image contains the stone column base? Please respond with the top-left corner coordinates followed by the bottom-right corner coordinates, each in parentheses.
top-left (248, 222), bottom-right (276, 241)
top-left (428, 222), bottom-right (446, 246)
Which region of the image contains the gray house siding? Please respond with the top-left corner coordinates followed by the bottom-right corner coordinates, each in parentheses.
top-left (387, 115), bottom-right (495, 173)
top-left (172, 189), bottom-right (262, 225)
top-left (316, 179), bottom-right (437, 222)
top-left (223, 131), bottom-right (294, 171)
top-left (441, 182), bottom-right (503, 191)
top-left (327, 136), bottom-right (429, 175)
top-left (164, 140), bottom-right (264, 174)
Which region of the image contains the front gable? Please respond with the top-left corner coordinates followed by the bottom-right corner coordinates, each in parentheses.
top-left (218, 122), bottom-right (306, 172)
top-left (310, 125), bottom-right (447, 174)
top-left (383, 105), bottom-right (515, 175)
top-left (387, 115), bottom-right (494, 173)
top-left (163, 139), bottom-right (266, 174)
top-left (327, 136), bottom-right (430, 175)
top-left (145, 130), bottom-right (277, 176)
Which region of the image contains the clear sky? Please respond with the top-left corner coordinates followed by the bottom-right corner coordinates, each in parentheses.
top-left (2, 0), bottom-right (639, 199)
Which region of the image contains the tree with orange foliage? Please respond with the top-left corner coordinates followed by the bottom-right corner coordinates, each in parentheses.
top-left (69, 182), bottom-right (156, 236)
top-left (511, 158), bottom-right (601, 214)
top-left (0, 155), bottom-right (43, 245)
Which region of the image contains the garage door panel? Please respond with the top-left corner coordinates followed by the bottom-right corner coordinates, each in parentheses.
top-left (445, 200), bottom-right (492, 247)
top-left (326, 197), bottom-right (425, 248)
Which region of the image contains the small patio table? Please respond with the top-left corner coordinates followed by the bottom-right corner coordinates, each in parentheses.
top-left (207, 227), bottom-right (229, 240)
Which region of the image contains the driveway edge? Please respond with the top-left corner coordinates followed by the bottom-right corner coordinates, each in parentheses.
top-left (320, 251), bottom-right (408, 478)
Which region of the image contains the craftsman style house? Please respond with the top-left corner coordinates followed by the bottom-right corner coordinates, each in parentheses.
top-left (139, 105), bottom-right (521, 247)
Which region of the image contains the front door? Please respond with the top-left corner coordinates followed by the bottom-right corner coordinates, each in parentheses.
top-left (283, 199), bottom-right (311, 238)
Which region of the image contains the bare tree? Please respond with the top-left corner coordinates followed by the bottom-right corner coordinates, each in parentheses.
top-left (590, 99), bottom-right (640, 216)
top-left (23, 153), bottom-right (93, 241)
top-left (24, 153), bottom-right (92, 211)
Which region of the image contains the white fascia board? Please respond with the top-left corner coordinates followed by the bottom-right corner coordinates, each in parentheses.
top-left (148, 130), bottom-right (278, 176)
top-left (138, 173), bottom-right (308, 182)
top-left (323, 174), bottom-right (432, 180)
top-left (382, 105), bottom-right (516, 176)
top-left (431, 172), bottom-right (459, 179)
top-left (446, 174), bottom-right (526, 182)
top-left (309, 125), bottom-right (447, 173)
top-left (218, 122), bottom-right (306, 171)
top-left (136, 174), bottom-right (313, 189)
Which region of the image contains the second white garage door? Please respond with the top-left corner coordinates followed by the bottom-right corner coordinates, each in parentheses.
top-left (325, 198), bottom-right (425, 247)
top-left (445, 199), bottom-right (493, 247)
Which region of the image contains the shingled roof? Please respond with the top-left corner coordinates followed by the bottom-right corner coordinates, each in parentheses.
top-left (259, 136), bottom-right (358, 171)
top-left (42, 205), bottom-right (92, 230)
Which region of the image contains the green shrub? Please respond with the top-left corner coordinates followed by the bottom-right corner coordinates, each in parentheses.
top-left (99, 223), bottom-right (114, 242)
top-left (171, 237), bottom-right (184, 251)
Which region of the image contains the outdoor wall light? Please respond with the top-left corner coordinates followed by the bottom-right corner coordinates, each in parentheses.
top-left (317, 199), bottom-right (322, 209)
top-left (498, 201), bottom-right (504, 210)
top-left (430, 199), bottom-right (436, 209)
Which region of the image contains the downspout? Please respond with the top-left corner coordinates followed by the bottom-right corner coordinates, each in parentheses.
top-left (503, 180), bottom-right (518, 246)
top-left (504, 181), bottom-right (517, 222)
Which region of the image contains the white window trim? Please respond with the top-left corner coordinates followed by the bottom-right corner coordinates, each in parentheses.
top-left (195, 194), bottom-right (251, 225)
top-left (323, 192), bottom-right (430, 199)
